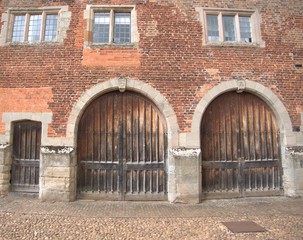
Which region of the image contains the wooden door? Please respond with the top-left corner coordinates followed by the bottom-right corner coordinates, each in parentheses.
top-left (77, 91), bottom-right (168, 200)
top-left (201, 92), bottom-right (282, 199)
top-left (11, 121), bottom-right (41, 192)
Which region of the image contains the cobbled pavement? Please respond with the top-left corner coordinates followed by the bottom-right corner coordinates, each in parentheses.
top-left (0, 196), bottom-right (302, 240)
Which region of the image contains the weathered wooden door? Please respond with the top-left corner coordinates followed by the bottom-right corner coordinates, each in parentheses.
top-left (201, 92), bottom-right (282, 199)
top-left (77, 91), bottom-right (167, 200)
top-left (11, 121), bottom-right (41, 192)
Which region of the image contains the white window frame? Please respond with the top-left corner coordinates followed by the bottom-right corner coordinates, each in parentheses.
top-left (0, 6), bottom-right (71, 46)
top-left (84, 5), bottom-right (139, 47)
top-left (196, 7), bottom-right (264, 47)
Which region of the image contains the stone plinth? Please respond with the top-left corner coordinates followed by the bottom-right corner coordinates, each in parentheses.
top-left (170, 147), bottom-right (200, 203)
top-left (40, 146), bottom-right (76, 202)
top-left (285, 146), bottom-right (303, 197)
top-left (0, 144), bottom-right (12, 196)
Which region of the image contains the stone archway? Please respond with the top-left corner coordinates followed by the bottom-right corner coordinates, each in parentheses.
top-left (201, 91), bottom-right (283, 199)
top-left (67, 78), bottom-right (179, 202)
top-left (189, 80), bottom-right (295, 198)
top-left (77, 91), bottom-right (168, 200)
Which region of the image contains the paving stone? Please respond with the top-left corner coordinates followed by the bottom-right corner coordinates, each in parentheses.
top-left (0, 196), bottom-right (302, 239)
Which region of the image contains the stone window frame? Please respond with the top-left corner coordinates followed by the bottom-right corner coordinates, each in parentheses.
top-left (196, 7), bottom-right (265, 47)
top-left (84, 5), bottom-right (139, 48)
top-left (0, 6), bottom-right (71, 46)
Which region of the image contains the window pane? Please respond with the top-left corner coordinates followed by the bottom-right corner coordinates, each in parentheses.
top-left (28, 15), bottom-right (42, 42)
top-left (45, 14), bottom-right (58, 41)
top-left (239, 16), bottom-right (252, 42)
top-left (223, 16), bottom-right (236, 41)
top-left (93, 12), bottom-right (110, 43)
top-left (12, 15), bottom-right (26, 42)
top-left (206, 15), bottom-right (219, 41)
top-left (114, 13), bottom-right (131, 44)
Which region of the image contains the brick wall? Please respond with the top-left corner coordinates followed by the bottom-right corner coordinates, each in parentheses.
top-left (0, 0), bottom-right (302, 137)
top-left (0, 88), bottom-right (53, 134)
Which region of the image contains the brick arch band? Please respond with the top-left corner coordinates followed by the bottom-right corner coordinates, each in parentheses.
top-left (189, 80), bottom-right (295, 196)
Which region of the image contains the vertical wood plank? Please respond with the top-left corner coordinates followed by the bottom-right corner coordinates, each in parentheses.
top-left (136, 96), bottom-right (140, 163)
top-left (258, 103), bottom-right (262, 160)
top-left (201, 92), bottom-right (282, 197)
top-left (245, 96), bottom-right (251, 160)
top-left (77, 91), bottom-right (167, 199)
top-left (264, 105), bottom-right (268, 160)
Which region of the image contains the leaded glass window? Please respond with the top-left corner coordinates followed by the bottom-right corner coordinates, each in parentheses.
top-left (28, 15), bottom-right (42, 42)
top-left (45, 15), bottom-right (58, 41)
top-left (201, 9), bottom-right (259, 44)
top-left (114, 13), bottom-right (131, 43)
top-left (239, 16), bottom-right (252, 42)
top-left (10, 12), bottom-right (58, 43)
top-left (93, 12), bottom-right (110, 43)
top-left (12, 15), bottom-right (26, 42)
top-left (92, 10), bottom-right (132, 44)
top-left (223, 16), bottom-right (236, 41)
top-left (206, 15), bottom-right (219, 41)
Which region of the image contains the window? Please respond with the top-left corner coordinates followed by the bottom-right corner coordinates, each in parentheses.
top-left (114, 13), bottom-right (131, 44)
top-left (206, 13), bottom-right (251, 43)
top-left (84, 5), bottom-right (138, 46)
top-left (93, 11), bottom-right (131, 44)
top-left (93, 12), bottom-right (110, 43)
top-left (206, 15), bottom-right (219, 41)
top-left (222, 15), bottom-right (237, 42)
top-left (10, 12), bottom-right (58, 43)
top-left (239, 16), bottom-right (251, 42)
top-left (0, 6), bottom-right (70, 46)
top-left (196, 8), bottom-right (264, 46)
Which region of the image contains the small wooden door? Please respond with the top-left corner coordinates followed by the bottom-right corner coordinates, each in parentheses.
top-left (11, 121), bottom-right (41, 192)
top-left (77, 91), bottom-right (168, 200)
top-left (201, 92), bottom-right (282, 199)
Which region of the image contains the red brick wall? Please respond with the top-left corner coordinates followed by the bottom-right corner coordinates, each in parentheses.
top-left (0, 88), bottom-right (53, 134)
top-left (0, 0), bottom-right (302, 137)
top-left (82, 48), bottom-right (141, 67)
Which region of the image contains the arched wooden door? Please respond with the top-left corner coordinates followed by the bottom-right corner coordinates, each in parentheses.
top-left (77, 91), bottom-right (168, 200)
top-left (201, 92), bottom-right (283, 199)
top-left (11, 121), bottom-right (41, 192)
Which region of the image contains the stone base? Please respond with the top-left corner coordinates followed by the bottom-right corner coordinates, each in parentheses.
top-left (0, 144), bottom-right (12, 196)
top-left (40, 190), bottom-right (76, 202)
top-left (40, 146), bottom-right (76, 202)
top-left (170, 147), bottom-right (201, 203)
top-left (284, 146), bottom-right (303, 197)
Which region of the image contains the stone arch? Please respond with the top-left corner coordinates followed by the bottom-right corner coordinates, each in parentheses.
top-left (67, 78), bottom-right (179, 148)
top-left (191, 80), bottom-right (293, 147)
top-left (191, 80), bottom-right (295, 196)
top-left (67, 78), bottom-right (179, 202)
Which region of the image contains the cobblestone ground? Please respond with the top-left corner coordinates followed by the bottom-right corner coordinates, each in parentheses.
top-left (0, 196), bottom-right (302, 239)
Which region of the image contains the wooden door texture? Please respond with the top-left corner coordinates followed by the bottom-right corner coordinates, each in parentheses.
top-left (201, 92), bottom-right (282, 199)
top-left (77, 91), bottom-right (168, 200)
top-left (11, 121), bottom-right (41, 192)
